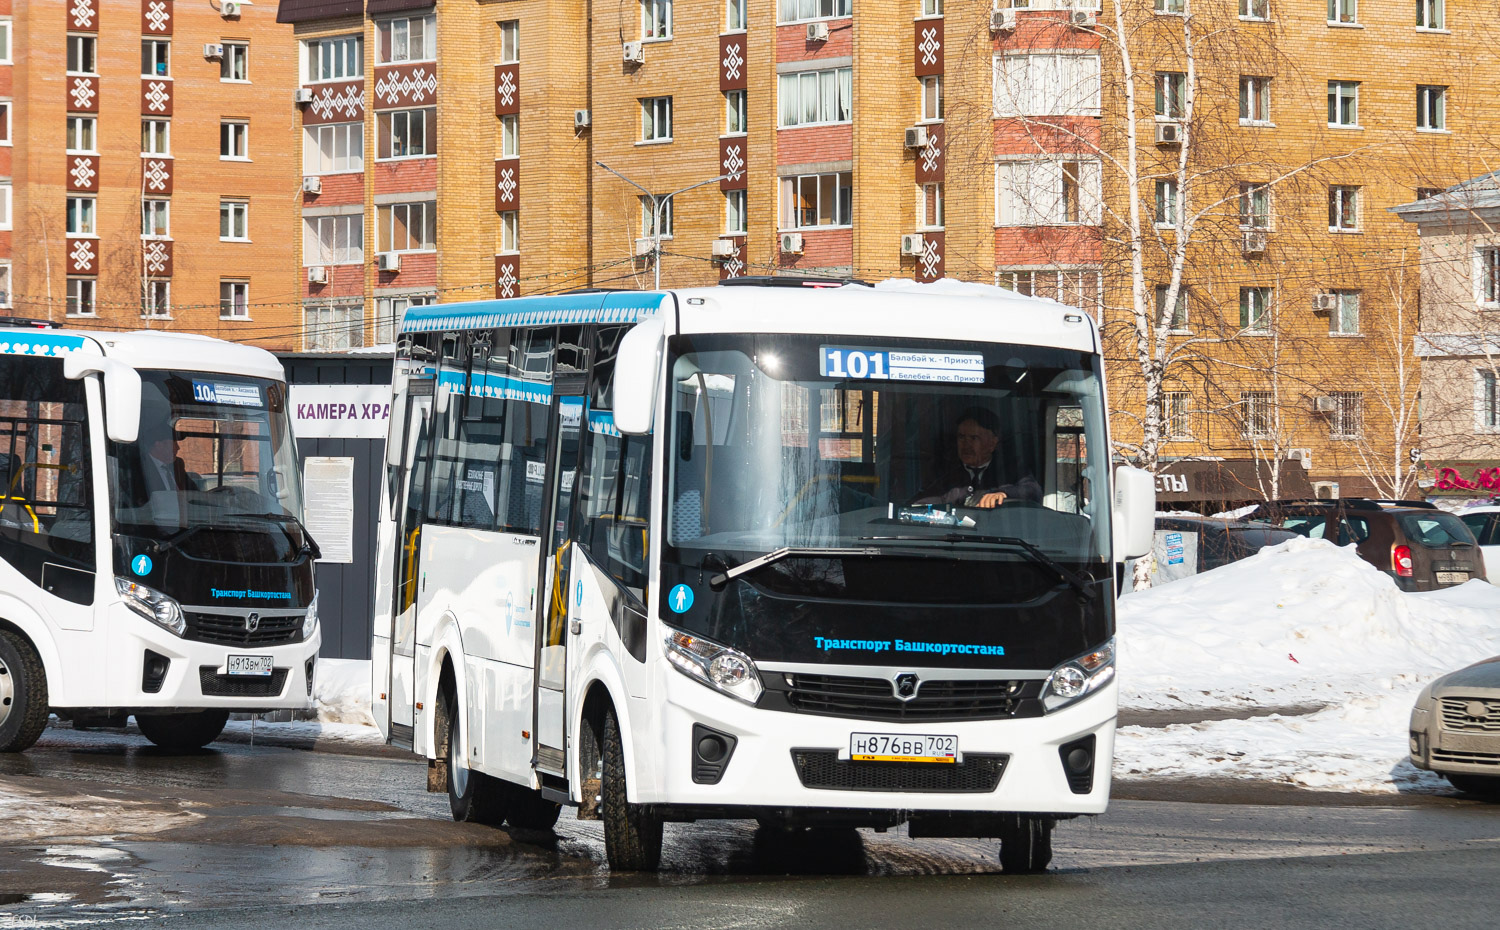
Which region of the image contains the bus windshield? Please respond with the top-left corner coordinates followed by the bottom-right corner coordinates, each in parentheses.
top-left (664, 334), bottom-right (1111, 566)
top-left (109, 371), bottom-right (305, 549)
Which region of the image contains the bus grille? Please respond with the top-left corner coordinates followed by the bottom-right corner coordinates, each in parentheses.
top-left (199, 666), bottom-right (289, 698)
top-left (791, 750), bottom-right (1007, 793)
top-left (779, 673), bottom-right (1036, 722)
top-left (185, 611), bottom-right (303, 648)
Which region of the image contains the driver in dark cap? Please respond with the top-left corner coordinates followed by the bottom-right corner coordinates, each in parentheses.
top-left (913, 407), bottom-right (1041, 509)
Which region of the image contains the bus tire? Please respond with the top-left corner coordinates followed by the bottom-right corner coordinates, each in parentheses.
top-left (0, 629), bottom-right (49, 753)
top-left (504, 783), bottom-right (562, 831)
top-left (438, 685), bottom-right (506, 826)
top-left (135, 710), bottom-right (229, 751)
top-left (600, 705), bottom-right (662, 871)
top-left (998, 814), bottom-right (1053, 874)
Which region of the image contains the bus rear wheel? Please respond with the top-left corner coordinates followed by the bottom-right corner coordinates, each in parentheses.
top-left (135, 710), bottom-right (229, 751)
top-left (0, 629), bottom-right (49, 753)
top-left (438, 686), bottom-right (507, 826)
top-left (998, 815), bottom-right (1054, 874)
top-left (600, 705), bottom-right (662, 871)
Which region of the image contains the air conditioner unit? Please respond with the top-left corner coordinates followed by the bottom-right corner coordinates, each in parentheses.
top-left (900, 233), bottom-right (924, 256)
top-left (806, 22), bottom-right (830, 42)
top-left (1314, 395), bottom-right (1337, 413)
top-left (1312, 480), bottom-right (1340, 500)
top-left (622, 41), bottom-right (645, 64)
top-left (1069, 9), bottom-right (1097, 27)
top-left (574, 109), bottom-right (591, 130)
top-left (780, 232), bottom-right (804, 254)
top-left (302, 176), bottom-right (321, 195)
top-left (904, 126), bottom-right (930, 150)
top-left (1154, 120), bottom-right (1183, 146)
top-left (204, 43), bottom-right (225, 59)
top-left (221, 1), bottom-right (243, 18)
top-left (991, 9), bottom-right (1018, 31)
top-left (307, 266), bottom-right (329, 285)
top-left (1311, 292), bottom-right (1337, 314)
top-left (711, 239), bottom-right (736, 259)
top-left (293, 87), bottom-right (314, 105)
top-left (377, 252), bottom-right (401, 272)
top-left (634, 237), bottom-right (656, 257)
top-left (1242, 230), bottom-right (1268, 254)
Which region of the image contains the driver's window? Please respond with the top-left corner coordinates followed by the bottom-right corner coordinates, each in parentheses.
top-left (1052, 406), bottom-right (1086, 514)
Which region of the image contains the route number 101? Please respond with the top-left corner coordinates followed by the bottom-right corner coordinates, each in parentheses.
top-left (821, 347), bottom-right (889, 380)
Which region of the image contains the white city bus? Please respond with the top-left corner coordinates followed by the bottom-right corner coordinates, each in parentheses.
top-left (373, 279), bottom-right (1153, 872)
top-left (0, 321), bottom-right (320, 753)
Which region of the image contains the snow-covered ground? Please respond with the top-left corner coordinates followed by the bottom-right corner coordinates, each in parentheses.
top-left (1115, 537), bottom-right (1500, 793)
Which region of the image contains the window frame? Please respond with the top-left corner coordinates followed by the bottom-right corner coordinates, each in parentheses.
top-left (993, 52), bottom-right (1102, 118)
top-left (778, 66), bottom-right (853, 128)
top-left (303, 121), bottom-right (364, 175)
top-left (377, 107), bottom-right (436, 160)
top-left (1474, 246), bottom-right (1500, 308)
top-left (0, 260), bottom-right (10, 309)
top-left (67, 116), bottom-right (97, 154)
top-left (1416, 0), bottom-right (1445, 29)
top-left (995, 158), bottom-right (1103, 227)
top-left (500, 210), bottom-right (519, 253)
top-left (303, 213), bottom-right (364, 265)
top-left (1156, 284), bottom-right (1190, 332)
top-left (67, 34), bottom-right (98, 75)
top-left (1328, 185), bottom-right (1360, 232)
top-left (0, 100), bottom-right (10, 146)
top-left (1329, 290), bottom-right (1360, 336)
top-left (1239, 182), bottom-right (1271, 230)
top-left (220, 200), bottom-right (250, 242)
top-left (1241, 390), bottom-right (1274, 439)
top-left (1239, 0), bottom-right (1269, 20)
top-left (304, 34), bottom-right (364, 84)
top-left (141, 198), bottom-right (171, 239)
top-left (498, 20), bottom-right (520, 64)
top-left (1155, 0), bottom-right (1185, 14)
top-left (1327, 0), bottom-right (1358, 24)
top-left (642, 0), bottom-right (673, 40)
top-left (220, 120), bottom-right (250, 160)
top-left (918, 182), bottom-right (945, 231)
top-left (375, 295), bottom-right (432, 345)
top-left (1330, 391), bottom-right (1362, 440)
top-left (0, 18), bottom-right (10, 65)
top-left (640, 96), bottom-right (674, 143)
top-left (780, 171), bottom-right (853, 230)
top-left (378, 201), bottom-right (438, 253)
top-left (1417, 85), bottom-right (1447, 131)
top-left (1239, 286), bottom-right (1272, 333)
top-left (500, 114), bottom-right (519, 158)
top-left (142, 119), bottom-right (171, 156)
top-left (1154, 71), bottom-right (1186, 119)
top-left (219, 280), bottom-right (251, 320)
top-left (66, 278), bottom-right (97, 317)
top-left (141, 280), bottom-right (171, 319)
top-left (221, 41), bottom-right (250, 82)
top-left (1154, 178), bottom-right (1179, 227)
top-left (1328, 81), bottom-right (1360, 128)
top-left (724, 90), bottom-right (747, 135)
top-left (1477, 367), bottom-right (1499, 432)
top-left (1165, 390), bottom-right (1193, 440)
top-left (920, 75), bottom-right (944, 123)
top-left (65, 195), bottom-right (96, 237)
top-left (776, 0), bottom-right (852, 23)
top-left (640, 195), bottom-right (675, 239)
top-left (1239, 76), bottom-right (1271, 125)
top-left (141, 38), bottom-right (171, 78)
top-left (0, 183), bottom-right (9, 231)
top-left (377, 13), bottom-right (438, 65)
top-left (725, 189), bottom-right (747, 235)
top-left (726, 0), bottom-right (748, 31)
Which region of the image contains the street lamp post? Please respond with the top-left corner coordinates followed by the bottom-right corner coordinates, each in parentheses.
top-left (595, 161), bottom-right (735, 291)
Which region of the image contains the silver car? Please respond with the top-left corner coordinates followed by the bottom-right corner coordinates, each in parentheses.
top-left (1410, 656), bottom-right (1500, 796)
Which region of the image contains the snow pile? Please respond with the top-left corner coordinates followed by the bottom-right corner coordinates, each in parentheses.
top-left (314, 657), bottom-right (376, 727)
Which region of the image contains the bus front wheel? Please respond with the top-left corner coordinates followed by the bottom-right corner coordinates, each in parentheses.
top-left (0, 629), bottom-right (49, 753)
top-left (998, 814), bottom-right (1054, 874)
top-left (600, 705), bottom-right (662, 871)
top-left (136, 710), bottom-right (229, 751)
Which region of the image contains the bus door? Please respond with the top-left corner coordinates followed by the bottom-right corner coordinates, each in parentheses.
top-left (533, 383), bottom-right (585, 777)
top-left (384, 379), bottom-right (433, 749)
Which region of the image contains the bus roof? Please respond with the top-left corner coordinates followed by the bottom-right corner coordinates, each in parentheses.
top-left (0, 326), bottom-right (285, 382)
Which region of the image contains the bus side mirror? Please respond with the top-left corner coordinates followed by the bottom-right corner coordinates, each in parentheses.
top-left (1112, 465), bottom-right (1155, 561)
top-left (612, 317), bottom-right (665, 436)
top-left (63, 355), bottom-right (141, 444)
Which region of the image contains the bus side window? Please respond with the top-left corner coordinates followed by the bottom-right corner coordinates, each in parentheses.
top-left (495, 327), bottom-right (554, 535)
top-left (424, 331), bottom-right (506, 530)
top-left (576, 325), bottom-right (649, 598)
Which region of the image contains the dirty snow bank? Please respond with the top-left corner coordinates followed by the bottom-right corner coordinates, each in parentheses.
top-left (315, 657), bottom-right (376, 726)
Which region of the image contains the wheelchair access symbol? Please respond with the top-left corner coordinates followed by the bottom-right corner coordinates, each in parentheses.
top-left (668, 584), bottom-right (694, 614)
top-left (131, 554), bottom-right (153, 576)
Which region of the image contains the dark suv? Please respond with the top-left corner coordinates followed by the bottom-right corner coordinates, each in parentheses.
top-left (1242, 499), bottom-right (1486, 591)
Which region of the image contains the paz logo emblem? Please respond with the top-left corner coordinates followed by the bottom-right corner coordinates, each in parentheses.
top-left (245, 612), bottom-right (261, 633)
top-left (894, 673), bottom-right (920, 701)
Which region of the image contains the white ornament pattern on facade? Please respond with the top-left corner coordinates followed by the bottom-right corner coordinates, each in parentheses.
top-left (309, 85), bottom-right (364, 120)
top-left (497, 264), bottom-right (518, 298)
top-left (375, 68), bottom-right (438, 105)
top-left (920, 238), bottom-right (941, 279)
top-left (918, 27), bottom-right (941, 66)
top-left (497, 71), bottom-right (516, 107)
top-left (921, 138), bottom-right (941, 174)
top-left (70, 78), bottom-right (96, 110)
top-left (497, 167), bottom-right (517, 202)
top-left (70, 158), bottom-right (96, 189)
top-left (144, 241), bottom-right (170, 276)
top-left (724, 241), bottom-right (744, 278)
top-left (144, 1), bottom-right (170, 31)
top-left (71, 0), bottom-right (95, 28)
top-left (722, 43), bottom-right (744, 82)
top-left (721, 143), bottom-right (744, 180)
top-left (144, 82), bottom-right (171, 113)
top-left (69, 239), bottom-right (95, 271)
top-left (144, 160), bottom-right (171, 191)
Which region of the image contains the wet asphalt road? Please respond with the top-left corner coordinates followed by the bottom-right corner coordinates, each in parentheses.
top-left (2, 724), bottom-right (1500, 929)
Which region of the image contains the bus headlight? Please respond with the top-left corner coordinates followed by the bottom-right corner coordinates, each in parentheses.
top-left (116, 577), bottom-right (187, 637)
top-left (665, 629), bottom-right (762, 705)
top-left (1042, 639), bottom-right (1115, 712)
top-left (302, 591), bottom-right (320, 640)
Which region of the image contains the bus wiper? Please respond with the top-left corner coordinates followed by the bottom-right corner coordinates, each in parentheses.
top-left (229, 512), bottom-right (323, 560)
top-left (709, 546), bottom-right (881, 590)
top-left (150, 525), bottom-right (205, 556)
top-left (859, 533), bottom-right (1098, 601)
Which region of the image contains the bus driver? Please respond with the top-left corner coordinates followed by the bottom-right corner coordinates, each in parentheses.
top-left (914, 407), bottom-right (1041, 509)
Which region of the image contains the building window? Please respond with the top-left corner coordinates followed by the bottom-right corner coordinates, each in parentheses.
top-left (1329, 185), bottom-right (1359, 231)
top-left (1155, 0), bottom-right (1184, 13)
top-left (378, 108), bottom-right (435, 158)
top-left (66, 278), bottom-right (96, 317)
top-left (922, 0), bottom-right (943, 15)
top-left (920, 75), bottom-right (943, 122)
top-left (222, 42), bottom-right (249, 81)
top-left (305, 35), bottom-right (363, 82)
top-left (67, 116), bottom-right (97, 154)
top-left (777, 0), bottom-right (851, 22)
top-left (1417, 85), bottom-right (1446, 130)
top-left (781, 172), bottom-right (852, 229)
top-left (1330, 391), bottom-right (1362, 440)
top-left (1417, 0), bottom-right (1444, 29)
top-left (379, 202), bottom-right (437, 252)
top-left (220, 121), bottom-right (249, 159)
top-left (142, 119), bottom-right (170, 155)
top-left (1240, 76), bottom-right (1270, 124)
top-left (1154, 179), bottom-right (1178, 226)
top-left (0, 19), bottom-right (10, 64)
top-left (498, 20), bottom-right (520, 63)
top-left (1328, 81), bottom-right (1359, 127)
top-left (0, 183), bottom-right (9, 230)
top-left (1240, 0), bottom-right (1268, 18)
top-left (1329, 290), bottom-right (1360, 335)
top-left (220, 200), bottom-right (249, 241)
top-left (304, 303), bottom-right (363, 351)
top-left (378, 13), bottom-right (437, 64)
top-left (500, 210), bottom-right (519, 252)
top-left (1155, 72), bottom-right (1186, 119)
top-left (725, 189), bottom-right (747, 234)
top-left (67, 35), bottom-right (97, 74)
top-left (919, 183), bottom-right (944, 230)
top-left (0, 101), bottom-right (9, 145)
top-left (500, 115), bottom-right (518, 158)
top-left (727, 0), bottom-right (748, 30)
top-left (375, 295), bottom-right (431, 345)
top-left (142, 281), bottom-right (170, 319)
top-left (1328, 0), bottom-right (1356, 23)
top-left (640, 195), bottom-right (675, 238)
top-left (1474, 247), bottom-right (1500, 307)
top-left (66, 196), bottom-right (96, 236)
top-left (996, 268), bottom-right (1104, 312)
top-left (642, 0), bottom-right (673, 39)
top-left (994, 53), bottom-right (1101, 118)
top-left (0, 261), bottom-right (10, 308)
top-left (142, 199), bottom-right (170, 238)
top-left (304, 122), bottom-right (363, 174)
top-left (220, 280), bottom-right (250, 319)
top-left (996, 160), bottom-right (1102, 226)
top-left (1478, 369), bottom-right (1498, 430)
top-left (304, 214), bottom-right (363, 265)
top-left (1166, 391), bottom-right (1193, 440)
top-left (1240, 286), bottom-right (1271, 332)
top-left (641, 96), bottom-right (673, 142)
top-left (725, 90), bottom-right (747, 134)
top-left (1156, 285), bottom-right (1189, 331)
top-left (1241, 391), bottom-right (1273, 439)
top-left (1239, 182), bottom-right (1270, 229)
top-left (141, 39), bottom-right (170, 77)
top-left (779, 67), bottom-right (852, 127)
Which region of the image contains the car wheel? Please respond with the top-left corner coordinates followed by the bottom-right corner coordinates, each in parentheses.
top-left (600, 705), bottom-right (662, 871)
top-left (438, 685), bottom-right (507, 825)
top-left (1445, 773), bottom-right (1500, 798)
top-left (998, 814), bottom-right (1054, 874)
top-left (0, 630), bottom-right (49, 753)
top-left (136, 710), bottom-right (229, 751)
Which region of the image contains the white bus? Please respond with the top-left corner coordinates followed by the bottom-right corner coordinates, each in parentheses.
top-left (0, 321), bottom-right (320, 753)
top-left (373, 279), bottom-right (1153, 872)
